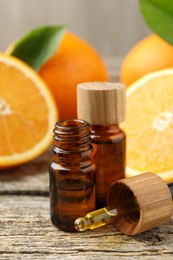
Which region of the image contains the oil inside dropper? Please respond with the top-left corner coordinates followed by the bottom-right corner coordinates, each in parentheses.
top-left (75, 207), bottom-right (118, 231)
top-left (75, 201), bottom-right (140, 232)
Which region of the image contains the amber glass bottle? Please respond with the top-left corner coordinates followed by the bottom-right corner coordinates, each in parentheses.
top-left (90, 124), bottom-right (125, 207)
top-left (49, 119), bottom-right (96, 232)
top-left (77, 82), bottom-right (126, 208)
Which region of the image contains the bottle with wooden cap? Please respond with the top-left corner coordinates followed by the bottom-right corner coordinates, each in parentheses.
top-left (77, 82), bottom-right (126, 208)
top-left (75, 172), bottom-right (173, 235)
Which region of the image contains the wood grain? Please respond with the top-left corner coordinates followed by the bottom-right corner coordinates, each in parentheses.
top-left (108, 173), bottom-right (173, 235)
top-left (0, 1), bottom-right (150, 56)
top-left (0, 150), bottom-right (173, 259)
top-left (77, 82), bottom-right (125, 125)
top-left (0, 195), bottom-right (173, 260)
top-left (0, 149), bottom-right (51, 194)
top-left (0, 67), bottom-right (173, 259)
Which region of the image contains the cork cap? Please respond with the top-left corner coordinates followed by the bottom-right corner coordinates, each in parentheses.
top-left (108, 172), bottom-right (173, 235)
top-left (77, 82), bottom-right (126, 125)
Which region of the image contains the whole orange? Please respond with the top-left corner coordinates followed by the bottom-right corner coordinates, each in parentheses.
top-left (120, 34), bottom-right (173, 86)
top-left (39, 32), bottom-right (108, 120)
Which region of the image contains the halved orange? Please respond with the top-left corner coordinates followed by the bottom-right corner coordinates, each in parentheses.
top-left (121, 69), bottom-right (173, 182)
top-left (0, 53), bottom-right (57, 168)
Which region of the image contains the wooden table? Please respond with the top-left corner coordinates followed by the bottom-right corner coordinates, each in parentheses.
top-left (0, 149), bottom-right (173, 259)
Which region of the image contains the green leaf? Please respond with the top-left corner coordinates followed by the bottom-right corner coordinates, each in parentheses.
top-left (138, 0), bottom-right (173, 45)
top-left (10, 25), bottom-right (67, 71)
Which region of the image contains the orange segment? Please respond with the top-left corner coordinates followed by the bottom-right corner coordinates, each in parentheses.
top-left (121, 69), bottom-right (173, 182)
top-left (6, 32), bottom-right (108, 120)
top-left (0, 53), bottom-right (57, 168)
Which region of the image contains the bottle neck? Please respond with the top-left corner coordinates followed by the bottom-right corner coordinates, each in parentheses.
top-left (53, 119), bottom-right (92, 158)
top-left (90, 124), bottom-right (120, 133)
top-left (90, 124), bottom-right (125, 143)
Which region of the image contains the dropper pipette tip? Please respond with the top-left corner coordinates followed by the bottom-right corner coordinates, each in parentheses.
top-left (74, 217), bottom-right (91, 232)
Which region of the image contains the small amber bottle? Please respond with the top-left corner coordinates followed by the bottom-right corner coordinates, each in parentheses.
top-left (77, 82), bottom-right (126, 208)
top-left (49, 119), bottom-right (96, 232)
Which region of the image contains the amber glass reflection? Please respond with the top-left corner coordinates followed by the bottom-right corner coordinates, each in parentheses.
top-left (90, 124), bottom-right (126, 208)
top-left (49, 119), bottom-right (96, 232)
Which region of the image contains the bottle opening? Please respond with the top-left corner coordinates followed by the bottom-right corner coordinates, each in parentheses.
top-left (54, 119), bottom-right (90, 136)
top-left (53, 119), bottom-right (91, 154)
top-left (55, 119), bottom-right (89, 130)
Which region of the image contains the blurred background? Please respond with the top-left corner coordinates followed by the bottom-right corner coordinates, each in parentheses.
top-left (0, 0), bottom-right (150, 70)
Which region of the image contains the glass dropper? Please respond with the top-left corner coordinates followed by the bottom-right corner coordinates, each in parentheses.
top-left (75, 182), bottom-right (173, 232)
top-left (75, 202), bottom-right (139, 232)
top-left (74, 207), bottom-right (117, 231)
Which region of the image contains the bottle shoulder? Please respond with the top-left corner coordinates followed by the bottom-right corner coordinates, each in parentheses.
top-left (50, 161), bottom-right (95, 172)
top-left (90, 126), bottom-right (126, 143)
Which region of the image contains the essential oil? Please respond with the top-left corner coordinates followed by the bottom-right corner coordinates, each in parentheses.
top-left (49, 119), bottom-right (96, 232)
top-left (77, 82), bottom-right (126, 207)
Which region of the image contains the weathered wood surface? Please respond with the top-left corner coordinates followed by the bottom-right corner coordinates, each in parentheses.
top-left (0, 151), bottom-right (173, 260)
top-left (0, 150), bottom-right (51, 194)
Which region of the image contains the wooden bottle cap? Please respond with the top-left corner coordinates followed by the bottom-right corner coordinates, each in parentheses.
top-left (108, 172), bottom-right (173, 235)
top-left (77, 82), bottom-right (126, 125)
